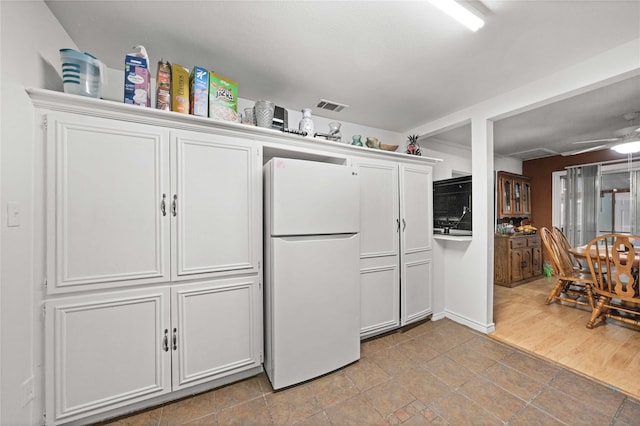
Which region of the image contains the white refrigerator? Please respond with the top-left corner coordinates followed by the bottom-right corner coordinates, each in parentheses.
top-left (264, 157), bottom-right (360, 390)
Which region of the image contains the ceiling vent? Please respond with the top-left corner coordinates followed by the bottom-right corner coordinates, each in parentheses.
top-left (510, 148), bottom-right (559, 161)
top-left (316, 99), bottom-right (349, 112)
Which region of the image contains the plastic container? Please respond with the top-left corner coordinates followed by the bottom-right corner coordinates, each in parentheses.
top-left (59, 48), bottom-right (105, 98)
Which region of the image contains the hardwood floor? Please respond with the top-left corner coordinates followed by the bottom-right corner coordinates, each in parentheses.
top-left (491, 276), bottom-right (640, 400)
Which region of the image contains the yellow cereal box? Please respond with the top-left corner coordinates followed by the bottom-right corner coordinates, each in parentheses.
top-left (171, 63), bottom-right (189, 114)
top-left (209, 72), bottom-right (238, 121)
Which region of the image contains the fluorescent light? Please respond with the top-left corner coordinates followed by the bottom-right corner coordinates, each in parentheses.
top-left (611, 140), bottom-right (640, 154)
top-left (428, 0), bottom-right (485, 32)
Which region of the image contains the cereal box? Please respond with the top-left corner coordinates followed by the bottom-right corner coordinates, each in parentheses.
top-left (208, 72), bottom-right (238, 122)
top-left (124, 53), bottom-right (150, 107)
top-left (189, 66), bottom-right (209, 117)
top-left (171, 63), bottom-right (189, 114)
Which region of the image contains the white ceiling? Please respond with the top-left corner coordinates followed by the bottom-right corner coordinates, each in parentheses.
top-left (45, 0), bottom-right (640, 160)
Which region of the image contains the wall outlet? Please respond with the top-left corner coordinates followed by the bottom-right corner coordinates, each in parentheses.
top-left (22, 376), bottom-right (34, 406)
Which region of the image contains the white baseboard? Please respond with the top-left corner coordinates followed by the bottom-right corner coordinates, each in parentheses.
top-left (444, 309), bottom-right (495, 334)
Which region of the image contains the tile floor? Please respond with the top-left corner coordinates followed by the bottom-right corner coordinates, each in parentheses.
top-left (104, 318), bottom-right (640, 425)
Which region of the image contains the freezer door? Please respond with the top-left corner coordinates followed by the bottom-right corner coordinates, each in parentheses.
top-left (267, 158), bottom-right (359, 236)
top-left (266, 234), bottom-right (360, 389)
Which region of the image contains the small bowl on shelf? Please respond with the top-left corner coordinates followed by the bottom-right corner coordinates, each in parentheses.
top-left (380, 144), bottom-right (399, 152)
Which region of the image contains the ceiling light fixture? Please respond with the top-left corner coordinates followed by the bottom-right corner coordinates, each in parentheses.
top-left (611, 139), bottom-right (640, 154)
top-left (428, 0), bottom-right (485, 32)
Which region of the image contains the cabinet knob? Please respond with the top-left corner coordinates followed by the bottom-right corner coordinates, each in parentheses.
top-left (402, 219), bottom-right (406, 232)
top-left (396, 218), bottom-right (400, 232)
top-left (161, 194), bottom-right (167, 216)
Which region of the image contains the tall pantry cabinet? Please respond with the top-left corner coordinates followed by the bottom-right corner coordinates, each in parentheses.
top-left (39, 107), bottom-right (262, 424)
top-left (353, 157), bottom-right (434, 339)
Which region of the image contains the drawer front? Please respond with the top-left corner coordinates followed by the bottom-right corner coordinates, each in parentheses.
top-left (510, 238), bottom-right (526, 249)
top-left (527, 236), bottom-right (541, 247)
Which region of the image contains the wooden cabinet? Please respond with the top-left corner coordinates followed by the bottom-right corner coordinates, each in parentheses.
top-left (353, 158), bottom-right (433, 338)
top-left (46, 277), bottom-right (262, 424)
top-left (497, 171), bottom-right (531, 219)
top-left (46, 114), bottom-right (261, 294)
top-left (494, 234), bottom-right (542, 287)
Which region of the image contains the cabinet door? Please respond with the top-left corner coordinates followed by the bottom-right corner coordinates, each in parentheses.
top-left (353, 159), bottom-right (400, 337)
top-left (500, 176), bottom-right (513, 217)
top-left (513, 180), bottom-right (522, 214)
top-left (171, 276), bottom-right (262, 390)
top-left (47, 113), bottom-right (170, 293)
top-left (172, 131), bottom-right (261, 280)
top-left (510, 249), bottom-right (524, 282)
top-left (45, 287), bottom-right (171, 424)
top-left (399, 164), bottom-right (433, 325)
top-left (522, 248), bottom-right (533, 279)
top-left (522, 180), bottom-right (531, 215)
top-left (531, 246), bottom-right (542, 276)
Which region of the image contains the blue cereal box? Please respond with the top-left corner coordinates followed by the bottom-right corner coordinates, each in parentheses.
top-left (189, 66), bottom-right (209, 117)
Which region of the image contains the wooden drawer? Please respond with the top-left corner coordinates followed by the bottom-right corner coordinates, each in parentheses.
top-left (527, 236), bottom-right (541, 247)
top-left (510, 238), bottom-right (526, 249)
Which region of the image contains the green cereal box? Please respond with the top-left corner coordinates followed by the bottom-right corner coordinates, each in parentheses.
top-left (209, 72), bottom-right (238, 122)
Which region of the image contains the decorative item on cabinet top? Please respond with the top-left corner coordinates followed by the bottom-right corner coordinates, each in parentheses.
top-left (406, 134), bottom-right (422, 156)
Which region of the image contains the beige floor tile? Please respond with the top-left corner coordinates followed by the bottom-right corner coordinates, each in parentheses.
top-left (325, 394), bottom-right (385, 425)
top-left (444, 344), bottom-right (500, 374)
top-left (343, 358), bottom-right (390, 391)
top-left (107, 407), bottom-right (162, 425)
top-left (532, 386), bottom-right (614, 425)
top-left (618, 398), bottom-right (640, 425)
top-left (395, 366), bottom-right (452, 405)
top-left (292, 411), bottom-right (331, 426)
top-left (402, 319), bottom-right (437, 338)
top-left (396, 336), bottom-right (440, 364)
top-left (360, 335), bottom-right (392, 357)
top-left (458, 376), bottom-right (526, 421)
top-left (368, 345), bottom-right (414, 376)
top-left (182, 413), bottom-right (216, 425)
top-left (508, 404), bottom-right (565, 426)
top-left (500, 351), bottom-right (561, 384)
top-left (215, 397), bottom-right (272, 426)
top-left (265, 387), bottom-right (321, 426)
top-left (211, 376), bottom-right (263, 412)
top-left (431, 392), bottom-right (502, 425)
top-left (305, 372), bottom-right (359, 409)
top-left (549, 369), bottom-right (626, 418)
top-left (483, 363), bottom-right (546, 401)
top-left (159, 394), bottom-right (216, 425)
top-left (422, 354), bottom-right (477, 388)
top-left (362, 379), bottom-right (415, 417)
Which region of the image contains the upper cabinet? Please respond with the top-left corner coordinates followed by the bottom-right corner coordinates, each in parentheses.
top-left (46, 112), bottom-right (261, 294)
top-left (497, 171), bottom-right (532, 219)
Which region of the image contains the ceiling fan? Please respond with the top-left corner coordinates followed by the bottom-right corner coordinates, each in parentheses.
top-left (561, 111), bottom-right (640, 156)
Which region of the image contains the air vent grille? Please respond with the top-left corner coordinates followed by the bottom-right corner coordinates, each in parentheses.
top-left (316, 99), bottom-right (349, 112)
top-left (510, 148), bottom-right (558, 160)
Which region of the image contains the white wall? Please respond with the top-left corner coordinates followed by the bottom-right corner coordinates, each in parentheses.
top-left (410, 37), bottom-right (640, 333)
top-left (0, 1), bottom-right (79, 424)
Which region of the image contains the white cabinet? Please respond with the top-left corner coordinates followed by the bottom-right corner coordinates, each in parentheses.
top-left (171, 130), bottom-right (261, 280)
top-left (46, 277), bottom-right (262, 424)
top-left (354, 158), bottom-right (433, 338)
top-left (46, 114), bottom-right (171, 292)
top-left (46, 114), bottom-right (261, 293)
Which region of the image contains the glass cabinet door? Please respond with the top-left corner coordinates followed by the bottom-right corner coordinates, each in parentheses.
top-left (514, 181), bottom-right (521, 213)
top-left (503, 179), bottom-right (512, 214)
top-left (522, 181), bottom-right (531, 214)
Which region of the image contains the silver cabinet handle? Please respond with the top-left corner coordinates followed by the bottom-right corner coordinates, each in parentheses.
top-left (402, 218), bottom-right (406, 231)
top-left (396, 218), bottom-right (400, 232)
top-left (161, 194), bottom-right (167, 216)
top-left (172, 194), bottom-right (178, 217)
top-left (172, 327), bottom-right (177, 350)
top-left (163, 329), bottom-right (169, 352)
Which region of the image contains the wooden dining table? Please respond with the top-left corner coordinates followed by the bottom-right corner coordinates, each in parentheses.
top-left (570, 245), bottom-right (640, 267)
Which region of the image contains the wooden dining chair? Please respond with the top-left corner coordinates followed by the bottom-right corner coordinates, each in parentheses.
top-left (540, 227), bottom-right (595, 309)
top-left (552, 226), bottom-right (589, 273)
top-left (584, 233), bottom-right (640, 329)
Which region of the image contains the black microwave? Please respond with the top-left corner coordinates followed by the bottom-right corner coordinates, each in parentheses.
top-left (433, 175), bottom-right (472, 234)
